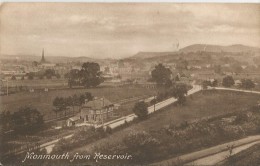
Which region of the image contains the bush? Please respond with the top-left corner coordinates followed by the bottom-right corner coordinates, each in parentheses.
top-left (106, 126), bottom-right (112, 134)
top-left (234, 112), bottom-right (248, 124)
top-left (133, 101), bottom-right (148, 120)
top-left (222, 76), bottom-right (234, 87)
top-left (123, 131), bottom-right (160, 163)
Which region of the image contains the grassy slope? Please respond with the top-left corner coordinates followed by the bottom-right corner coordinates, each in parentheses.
top-left (220, 143), bottom-right (260, 166)
top-left (1, 86), bottom-right (156, 119)
top-left (72, 90), bottom-right (260, 153)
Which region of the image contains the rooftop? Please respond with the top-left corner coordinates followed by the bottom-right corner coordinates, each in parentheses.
top-left (82, 97), bottom-right (113, 110)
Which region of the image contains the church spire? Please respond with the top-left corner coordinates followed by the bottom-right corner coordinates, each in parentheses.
top-left (41, 48), bottom-right (46, 63)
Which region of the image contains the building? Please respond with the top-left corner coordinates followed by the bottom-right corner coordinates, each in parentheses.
top-left (79, 97), bottom-right (114, 125)
top-left (40, 49), bottom-right (46, 64)
top-left (80, 97), bottom-right (114, 124)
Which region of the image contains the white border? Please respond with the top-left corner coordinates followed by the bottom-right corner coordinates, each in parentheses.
top-left (1, 0), bottom-right (260, 3)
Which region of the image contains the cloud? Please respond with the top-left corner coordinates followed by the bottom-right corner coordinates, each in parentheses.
top-left (0, 3), bottom-right (259, 58)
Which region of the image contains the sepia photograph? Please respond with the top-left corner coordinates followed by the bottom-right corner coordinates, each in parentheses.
top-left (0, 2), bottom-right (260, 166)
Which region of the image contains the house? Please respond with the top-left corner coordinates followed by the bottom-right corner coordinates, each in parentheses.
top-left (67, 115), bottom-right (83, 127)
top-left (235, 80), bottom-right (242, 86)
top-left (80, 97), bottom-right (114, 124)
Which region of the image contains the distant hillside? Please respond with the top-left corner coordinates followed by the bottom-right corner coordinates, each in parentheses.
top-left (0, 54), bottom-right (99, 63)
top-left (179, 44), bottom-right (260, 53)
top-left (130, 52), bottom-right (177, 59)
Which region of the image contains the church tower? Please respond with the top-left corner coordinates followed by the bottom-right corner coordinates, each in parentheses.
top-left (40, 48), bottom-right (46, 63)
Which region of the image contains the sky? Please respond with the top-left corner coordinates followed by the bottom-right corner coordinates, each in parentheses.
top-left (0, 3), bottom-right (259, 59)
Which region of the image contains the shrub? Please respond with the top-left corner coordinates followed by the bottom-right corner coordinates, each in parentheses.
top-left (106, 126), bottom-right (112, 134)
top-left (133, 101), bottom-right (148, 120)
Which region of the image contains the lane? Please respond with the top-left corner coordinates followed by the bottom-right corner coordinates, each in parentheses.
top-left (151, 135), bottom-right (260, 166)
top-left (209, 87), bottom-right (260, 94)
top-left (186, 140), bottom-right (260, 166)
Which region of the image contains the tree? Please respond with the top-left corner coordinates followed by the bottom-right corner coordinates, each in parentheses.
top-left (202, 80), bottom-right (211, 89)
top-left (84, 92), bottom-right (94, 102)
top-left (68, 69), bottom-right (80, 88)
top-left (67, 62), bottom-right (103, 88)
top-left (53, 97), bottom-right (66, 117)
top-left (27, 72), bottom-right (34, 80)
top-left (170, 84), bottom-right (188, 105)
top-left (80, 62), bottom-right (103, 88)
top-left (45, 69), bottom-right (55, 79)
top-left (212, 79), bottom-right (218, 87)
top-left (222, 76), bottom-right (235, 87)
top-left (151, 64), bottom-right (172, 87)
top-left (1, 111), bottom-right (12, 132)
top-left (133, 101), bottom-right (148, 119)
top-left (10, 107), bottom-right (44, 134)
top-left (240, 79), bottom-right (255, 89)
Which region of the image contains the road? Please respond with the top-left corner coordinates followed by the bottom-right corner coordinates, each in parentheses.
top-left (187, 140), bottom-right (260, 165)
top-left (209, 87), bottom-right (260, 94)
top-left (151, 135), bottom-right (260, 166)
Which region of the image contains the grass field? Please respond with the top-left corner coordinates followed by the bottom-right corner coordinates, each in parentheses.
top-left (72, 90), bottom-right (260, 153)
top-left (1, 85), bottom-right (157, 120)
top-left (1, 78), bottom-right (67, 88)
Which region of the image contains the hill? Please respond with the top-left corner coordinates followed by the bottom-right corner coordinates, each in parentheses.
top-left (0, 54), bottom-right (103, 63)
top-left (130, 51), bottom-right (177, 59)
top-left (179, 44), bottom-right (260, 53)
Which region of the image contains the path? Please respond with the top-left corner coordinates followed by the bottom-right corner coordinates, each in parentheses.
top-left (151, 135), bottom-right (260, 166)
top-left (187, 140), bottom-right (260, 165)
top-left (209, 87), bottom-right (260, 94)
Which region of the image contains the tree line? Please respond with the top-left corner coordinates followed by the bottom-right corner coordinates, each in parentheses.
top-left (52, 92), bottom-right (94, 117)
top-left (202, 76), bottom-right (255, 89)
top-left (1, 107), bottom-right (44, 135)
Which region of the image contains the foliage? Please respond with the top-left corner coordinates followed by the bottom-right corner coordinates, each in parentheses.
top-left (27, 72), bottom-right (34, 80)
top-left (53, 97), bottom-right (67, 114)
top-left (68, 62), bottom-right (104, 88)
top-left (222, 76), bottom-right (235, 87)
top-left (51, 127), bottom-right (107, 154)
top-left (45, 69), bottom-right (56, 79)
top-left (1, 107), bottom-right (44, 135)
top-left (202, 79), bottom-right (218, 89)
top-left (123, 131), bottom-right (160, 163)
top-left (176, 58), bottom-right (188, 70)
top-left (151, 63), bottom-right (172, 87)
top-left (202, 80), bottom-right (211, 89)
top-left (170, 83), bottom-right (188, 105)
top-left (212, 79), bottom-right (218, 87)
top-left (240, 79), bottom-right (255, 89)
top-left (133, 101), bottom-right (148, 119)
top-left (52, 92), bottom-right (93, 116)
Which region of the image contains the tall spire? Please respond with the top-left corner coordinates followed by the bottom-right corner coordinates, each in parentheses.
top-left (41, 48), bottom-right (46, 63)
